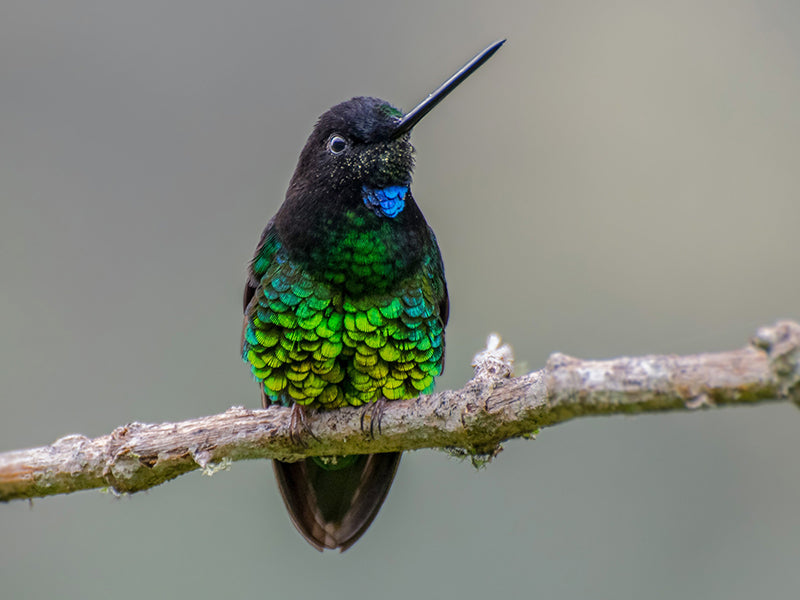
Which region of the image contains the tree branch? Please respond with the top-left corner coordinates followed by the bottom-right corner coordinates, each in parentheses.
top-left (2, 321), bottom-right (799, 503)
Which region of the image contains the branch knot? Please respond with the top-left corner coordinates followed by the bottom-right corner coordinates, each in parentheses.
top-left (753, 320), bottom-right (800, 403)
top-left (472, 333), bottom-right (514, 380)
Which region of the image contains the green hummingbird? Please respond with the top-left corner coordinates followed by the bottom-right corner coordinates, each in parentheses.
top-left (242, 40), bottom-right (504, 551)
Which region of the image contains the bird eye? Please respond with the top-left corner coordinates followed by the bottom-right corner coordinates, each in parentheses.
top-left (327, 135), bottom-right (348, 155)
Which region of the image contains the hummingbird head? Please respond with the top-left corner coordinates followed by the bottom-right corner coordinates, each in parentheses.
top-left (287, 96), bottom-right (415, 197)
top-left (280, 39), bottom-right (505, 224)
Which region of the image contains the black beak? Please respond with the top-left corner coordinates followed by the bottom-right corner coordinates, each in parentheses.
top-left (392, 39), bottom-right (505, 139)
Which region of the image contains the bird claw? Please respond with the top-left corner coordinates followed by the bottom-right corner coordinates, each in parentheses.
top-left (360, 397), bottom-right (388, 440)
top-left (289, 404), bottom-right (318, 446)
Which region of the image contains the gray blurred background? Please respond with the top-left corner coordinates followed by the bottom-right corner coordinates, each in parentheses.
top-left (2, 1), bottom-right (799, 598)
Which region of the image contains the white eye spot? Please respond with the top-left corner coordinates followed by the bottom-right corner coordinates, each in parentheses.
top-left (327, 135), bottom-right (348, 155)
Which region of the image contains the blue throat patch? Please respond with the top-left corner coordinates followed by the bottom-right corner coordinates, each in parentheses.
top-left (362, 185), bottom-right (407, 218)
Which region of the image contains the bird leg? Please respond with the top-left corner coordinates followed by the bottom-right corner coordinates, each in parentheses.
top-left (360, 397), bottom-right (388, 440)
top-left (288, 403), bottom-right (318, 446)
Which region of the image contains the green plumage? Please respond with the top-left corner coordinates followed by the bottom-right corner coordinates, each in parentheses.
top-left (243, 221), bottom-right (446, 408)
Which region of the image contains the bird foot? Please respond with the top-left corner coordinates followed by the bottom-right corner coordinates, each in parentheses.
top-left (360, 397), bottom-right (388, 440)
top-left (288, 404), bottom-right (318, 446)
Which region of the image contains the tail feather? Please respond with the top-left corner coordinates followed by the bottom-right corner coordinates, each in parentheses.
top-left (273, 452), bottom-right (401, 551)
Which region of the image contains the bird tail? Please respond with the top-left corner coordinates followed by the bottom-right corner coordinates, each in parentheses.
top-left (272, 452), bottom-right (401, 552)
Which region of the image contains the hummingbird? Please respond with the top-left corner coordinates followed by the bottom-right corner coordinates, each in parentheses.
top-left (242, 40), bottom-right (504, 551)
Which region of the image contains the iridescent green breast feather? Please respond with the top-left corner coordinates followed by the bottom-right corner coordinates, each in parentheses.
top-left (242, 224), bottom-right (447, 408)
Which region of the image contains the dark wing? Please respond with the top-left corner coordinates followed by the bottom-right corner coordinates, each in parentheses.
top-left (241, 218), bottom-right (284, 410)
top-left (424, 226), bottom-right (449, 376)
top-left (241, 218), bottom-right (279, 366)
top-left (425, 225), bottom-right (449, 328)
top-left (242, 217), bottom-right (277, 315)
top-left (439, 278), bottom-right (450, 328)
